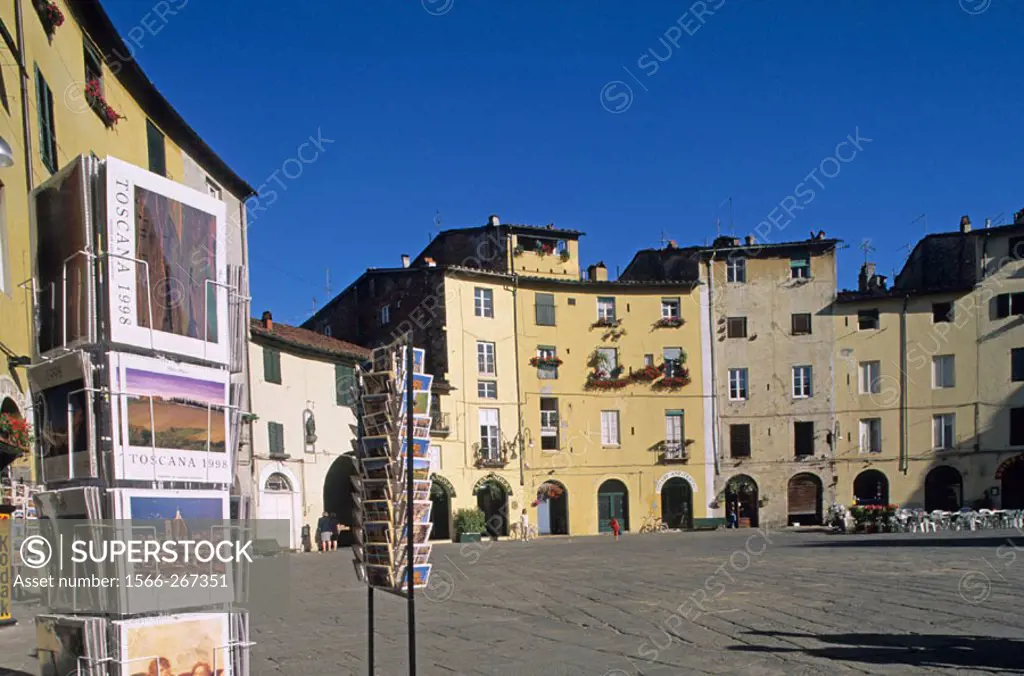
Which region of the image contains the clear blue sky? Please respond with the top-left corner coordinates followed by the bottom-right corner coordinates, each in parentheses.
top-left (102, 0), bottom-right (1024, 327)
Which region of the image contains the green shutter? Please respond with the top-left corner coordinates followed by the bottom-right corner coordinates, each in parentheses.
top-left (335, 363), bottom-right (355, 406)
top-left (147, 119), bottom-right (166, 176)
top-left (268, 422), bottom-right (284, 455)
top-left (263, 348), bottom-right (281, 384)
top-left (35, 66), bottom-right (56, 173)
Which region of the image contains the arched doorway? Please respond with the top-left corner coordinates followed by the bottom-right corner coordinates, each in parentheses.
top-left (724, 475), bottom-right (759, 528)
top-left (925, 466), bottom-right (963, 512)
top-left (787, 473), bottom-right (823, 526)
top-left (598, 479), bottom-right (629, 533)
top-left (429, 475), bottom-right (454, 541)
top-left (475, 478), bottom-right (509, 537)
top-left (998, 455), bottom-right (1024, 509)
top-left (660, 478), bottom-right (693, 530)
top-left (853, 469), bottom-right (889, 506)
top-left (536, 481), bottom-right (569, 535)
top-left (324, 455), bottom-right (358, 528)
top-left (259, 470), bottom-right (298, 550)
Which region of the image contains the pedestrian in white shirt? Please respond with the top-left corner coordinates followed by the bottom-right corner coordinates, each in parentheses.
top-left (519, 508), bottom-right (530, 542)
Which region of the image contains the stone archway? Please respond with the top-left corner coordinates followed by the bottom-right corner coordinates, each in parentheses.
top-left (660, 478), bottom-right (693, 530)
top-left (997, 455), bottom-right (1024, 509)
top-left (474, 475), bottom-right (510, 537)
top-left (724, 474), bottom-right (759, 528)
top-left (324, 454), bottom-right (358, 527)
top-left (853, 469), bottom-right (889, 506)
top-left (925, 465), bottom-right (963, 512)
top-left (535, 480), bottom-right (568, 535)
top-left (787, 473), bottom-right (823, 526)
top-left (597, 478), bottom-right (629, 532)
top-left (429, 474), bottom-right (454, 541)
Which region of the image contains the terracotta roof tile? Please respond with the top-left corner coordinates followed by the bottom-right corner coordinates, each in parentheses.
top-left (250, 319), bottom-right (369, 361)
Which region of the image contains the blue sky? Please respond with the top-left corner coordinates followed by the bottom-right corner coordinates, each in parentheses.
top-left (102, 0), bottom-right (1024, 326)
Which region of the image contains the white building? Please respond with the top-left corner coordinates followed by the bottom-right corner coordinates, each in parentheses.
top-left (247, 312), bottom-right (368, 550)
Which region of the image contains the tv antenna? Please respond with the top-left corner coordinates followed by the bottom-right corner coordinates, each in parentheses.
top-left (910, 213), bottom-right (927, 234)
top-left (659, 230), bottom-right (670, 248)
top-left (718, 196), bottom-right (734, 234)
top-left (325, 268), bottom-right (332, 298)
top-left (859, 239), bottom-right (875, 264)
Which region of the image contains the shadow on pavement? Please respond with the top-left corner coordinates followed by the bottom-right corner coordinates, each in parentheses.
top-left (729, 631), bottom-right (1024, 671)
top-left (799, 535), bottom-right (1024, 548)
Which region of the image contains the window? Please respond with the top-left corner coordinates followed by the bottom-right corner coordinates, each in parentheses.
top-left (263, 347), bottom-right (282, 384)
top-left (933, 414), bottom-right (955, 450)
top-left (323, 325), bottom-right (332, 337)
top-left (665, 410), bottom-right (684, 455)
top-left (597, 297), bottom-right (616, 322)
top-left (477, 341), bottom-right (496, 376)
top-left (728, 368), bottom-right (748, 401)
top-left (268, 422), bottom-right (286, 457)
top-left (933, 355), bottom-right (955, 389)
top-left (726, 316), bottom-right (747, 338)
top-left (335, 363), bottom-right (356, 406)
top-left (1013, 348), bottom-right (1024, 382)
top-left (859, 361), bottom-right (881, 394)
top-left (206, 179), bottom-right (222, 200)
top-left (1010, 236), bottom-right (1024, 260)
top-left (540, 398), bottom-right (559, 450)
top-left (146, 119), bottom-right (166, 176)
top-left (644, 354), bottom-right (654, 367)
top-left (790, 253), bottom-right (810, 279)
top-left (794, 421), bottom-right (815, 457)
top-left (792, 365), bottom-right (813, 398)
top-left (859, 418), bottom-right (881, 453)
top-left (995, 293), bottom-right (1024, 318)
top-left (479, 408), bottom-right (500, 459)
top-left (474, 287), bottom-right (494, 318)
top-left (1012, 408), bottom-right (1024, 446)
top-left (535, 293), bottom-right (556, 326)
top-left (663, 347), bottom-right (684, 377)
top-left (791, 313), bottom-right (812, 335)
top-left (858, 309), bottom-right (880, 330)
top-left (600, 410), bottom-right (620, 447)
top-left (727, 257), bottom-right (746, 283)
top-left (35, 66), bottom-right (57, 173)
top-left (595, 347), bottom-right (618, 377)
top-left (730, 424), bottom-right (751, 458)
top-left (661, 298), bottom-right (680, 319)
top-left (478, 380), bottom-right (497, 399)
top-left (932, 302), bottom-right (953, 323)
top-left (378, 304), bottom-right (390, 326)
top-left (83, 40), bottom-right (103, 91)
top-left (537, 346), bottom-right (558, 380)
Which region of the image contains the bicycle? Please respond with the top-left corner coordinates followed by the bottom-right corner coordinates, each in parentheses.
top-left (638, 513), bottom-right (668, 534)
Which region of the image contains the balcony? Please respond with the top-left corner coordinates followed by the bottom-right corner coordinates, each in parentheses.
top-left (474, 443), bottom-right (509, 469)
top-left (430, 412), bottom-right (451, 436)
top-left (658, 440), bottom-right (691, 464)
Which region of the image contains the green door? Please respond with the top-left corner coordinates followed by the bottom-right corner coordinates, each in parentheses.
top-left (598, 480), bottom-right (628, 532)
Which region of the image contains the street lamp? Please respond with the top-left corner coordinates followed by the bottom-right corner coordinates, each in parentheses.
top-left (0, 136), bottom-right (14, 168)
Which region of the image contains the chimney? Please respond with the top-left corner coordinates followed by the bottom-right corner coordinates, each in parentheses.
top-left (261, 311), bottom-right (273, 330)
top-left (858, 263), bottom-right (876, 292)
top-left (985, 218), bottom-right (991, 229)
top-left (488, 214), bottom-right (500, 227)
top-left (667, 240), bottom-right (677, 249)
top-left (745, 235), bottom-right (755, 246)
top-left (587, 262), bottom-right (608, 282)
top-left (960, 215), bottom-right (972, 234)
top-left (424, 257), bottom-right (436, 267)
top-left (1015, 208), bottom-right (1024, 225)
top-left (401, 254), bottom-right (410, 268)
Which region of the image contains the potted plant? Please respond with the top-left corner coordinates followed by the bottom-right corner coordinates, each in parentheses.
top-left (529, 355), bottom-right (563, 368)
top-left (654, 317), bottom-right (685, 328)
top-left (559, 249), bottom-right (571, 262)
top-left (454, 508), bottom-right (486, 543)
top-left (630, 363), bottom-right (663, 382)
top-left (34, 0), bottom-right (64, 36)
top-left (85, 80), bottom-right (125, 128)
top-left (0, 413), bottom-right (31, 455)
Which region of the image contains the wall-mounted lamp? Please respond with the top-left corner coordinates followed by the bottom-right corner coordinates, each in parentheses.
top-left (0, 136), bottom-right (15, 168)
top-left (8, 355), bottom-right (31, 368)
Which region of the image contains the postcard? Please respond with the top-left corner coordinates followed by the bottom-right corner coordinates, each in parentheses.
top-left (365, 564), bottom-right (394, 588)
top-left (395, 522), bottom-right (432, 548)
top-left (397, 563), bottom-right (432, 591)
top-left (361, 372), bottom-right (393, 396)
top-left (361, 410), bottom-right (393, 437)
top-left (396, 457), bottom-right (431, 483)
top-left (364, 543), bottom-right (393, 567)
top-left (399, 437), bottom-right (431, 460)
top-left (114, 612), bottom-right (230, 676)
top-left (360, 436), bottom-right (392, 459)
top-left (109, 352), bottom-right (231, 484)
top-left (360, 458), bottom-right (394, 481)
top-left (391, 500), bottom-right (433, 525)
top-left (363, 500), bottom-right (392, 523)
top-left (28, 351), bottom-right (96, 483)
top-left (370, 347), bottom-right (397, 374)
top-left (363, 522), bottom-right (392, 544)
top-left (36, 614), bottom-right (105, 676)
top-left (104, 157), bottom-right (229, 365)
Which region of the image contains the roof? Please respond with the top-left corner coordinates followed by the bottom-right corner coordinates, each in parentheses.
top-left (250, 319), bottom-right (369, 361)
top-left (69, 2), bottom-right (255, 199)
top-left (437, 222), bottom-right (586, 238)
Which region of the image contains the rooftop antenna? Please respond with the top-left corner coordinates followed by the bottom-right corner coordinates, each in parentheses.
top-left (718, 196), bottom-right (734, 235)
top-left (325, 268), bottom-right (331, 298)
top-left (311, 296), bottom-right (318, 316)
top-left (910, 213), bottom-right (927, 235)
top-left (859, 238), bottom-right (876, 265)
top-left (659, 230), bottom-right (669, 248)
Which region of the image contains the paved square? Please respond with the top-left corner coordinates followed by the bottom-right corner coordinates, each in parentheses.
top-left (4, 529), bottom-right (1024, 675)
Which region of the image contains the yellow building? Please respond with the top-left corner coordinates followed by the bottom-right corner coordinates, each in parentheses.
top-left (0, 0), bottom-right (253, 482)
top-left (835, 215), bottom-right (1024, 511)
top-left (309, 216), bottom-right (713, 536)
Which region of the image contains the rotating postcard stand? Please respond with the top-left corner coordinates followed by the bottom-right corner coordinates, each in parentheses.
top-left (354, 341), bottom-right (432, 676)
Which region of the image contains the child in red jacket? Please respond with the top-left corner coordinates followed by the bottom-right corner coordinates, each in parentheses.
top-left (609, 517), bottom-right (621, 541)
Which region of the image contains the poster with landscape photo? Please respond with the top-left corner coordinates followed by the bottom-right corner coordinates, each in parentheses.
top-left (104, 157), bottom-right (228, 365)
top-left (109, 352), bottom-right (231, 483)
top-left (114, 612), bottom-right (230, 676)
top-left (31, 155), bottom-right (95, 357)
top-left (28, 351), bottom-right (95, 483)
top-left (36, 615), bottom-right (105, 676)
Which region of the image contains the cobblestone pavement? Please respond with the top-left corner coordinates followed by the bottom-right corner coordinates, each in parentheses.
top-left (4, 529), bottom-right (1024, 675)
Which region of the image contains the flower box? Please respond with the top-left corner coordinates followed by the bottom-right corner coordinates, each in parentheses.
top-left (630, 364), bottom-right (664, 382)
top-left (654, 317), bottom-right (685, 328)
top-left (653, 374), bottom-right (691, 389)
top-left (592, 318), bottom-right (620, 329)
top-left (559, 250), bottom-right (571, 262)
top-left (529, 356), bottom-right (563, 369)
top-left (34, 0), bottom-right (64, 35)
top-left (0, 413), bottom-right (31, 452)
top-left (585, 375), bottom-right (630, 390)
top-left (85, 80), bottom-right (124, 128)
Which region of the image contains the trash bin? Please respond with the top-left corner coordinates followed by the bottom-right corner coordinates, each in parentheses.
top-left (301, 524), bottom-right (311, 553)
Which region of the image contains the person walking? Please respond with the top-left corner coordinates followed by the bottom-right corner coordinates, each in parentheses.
top-left (316, 511), bottom-right (333, 553)
top-left (519, 508), bottom-right (530, 542)
top-left (328, 512), bottom-right (339, 551)
top-left (609, 516), bottom-right (621, 541)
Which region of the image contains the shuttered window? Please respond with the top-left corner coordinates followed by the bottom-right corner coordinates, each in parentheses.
top-left (730, 424), bottom-right (751, 458)
top-left (263, 347), bottom-right (282, 384)
top-left (335, 363), bottom-right (356, 406)
top-left (35, 66), bottom-right (57, 173)
top-left (147, 119), bottom-right (166, 176)
top-left (600, 410), bottom-right (620, 446)
top-left (535, 293), bottom-right (556, 326)
top-left (268, 422), bottom-right (285, 456)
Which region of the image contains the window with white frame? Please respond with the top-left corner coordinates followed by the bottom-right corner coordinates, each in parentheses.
top-left (600, 410), bottom-right (620, 447)
top-left (933, 355), bottom-right (955, 389)
top-left (206, 179), bottom-right (222, 200)
top-left (727, 256), bottom-right (746, 283)
top-left (540, 397), bottom-right (559, 450)
top-left (859, 361), bottom-right (881, 394)
top-left (478, 380), bottom-right (497, 399)
top-left (728, 368), bottom-right (748, 400)
top-left (478, 408), bottom-right (500, 459)
top-left (477, 341), bottom-right (496, 376)
top-left (537, 346), bottom-right (558, 380)
top-left (664, 410), bottom-right (684, 456)
top-left (597, 297), bottom-right (616, 322)
top-left (933, 414), bottom-right (955, 450)
top-left (474, 287), bottom-right (494, 318)
top-left (378, 305), bottom-right (390, 326)
top-left (859, 418), bottom-right (881, 453)
top-left (644, 354), bottom-right (654, 367)
top-left (792, 365), bottom-right (813, 398)
top-left (661, 298), bottom-right (680, 319)
top-left (663, 347), bottom-right (684, 377)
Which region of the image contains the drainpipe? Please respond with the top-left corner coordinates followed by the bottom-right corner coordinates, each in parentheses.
top-left (899, 295), bottom-right (909, 474)
top-left (14, 0), bottom-right (33, 191)
top-left (508, 231), bottom-right (525, 488)
top-left (704, 258), bottom-right (720, 479)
